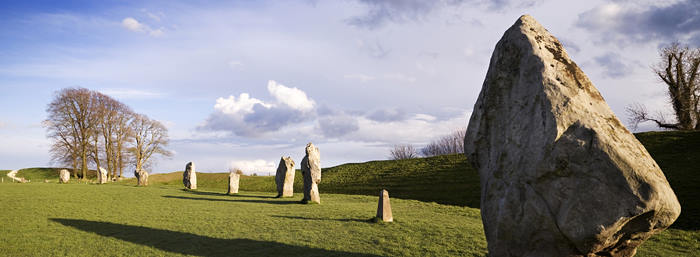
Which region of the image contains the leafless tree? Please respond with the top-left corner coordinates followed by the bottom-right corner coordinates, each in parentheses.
top-left (390, 144), bottom-right (418, 160)
top-left (420, 129), bottom-right (466, 157)
top-left (628, 42), bottom-right (700, 130)
top-left (129, 114), bottom-right (172, 172)
top-left (92, 92), bottom-right (133, 180)
top-left (45, 88), bottom-right (98, 179)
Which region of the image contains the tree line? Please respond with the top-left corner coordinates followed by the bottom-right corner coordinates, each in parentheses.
top-left (390, 129), bottom-right (465, 160)
top-left (44, 87), bottom-right (171, 180)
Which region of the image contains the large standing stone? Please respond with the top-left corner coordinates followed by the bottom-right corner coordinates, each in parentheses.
top-left (135, 169), bottom-right (149, 186)
top-left (227, 170), bottom-right (241, 195)
top-left (463, 15), bottom-right (681, 257)
top-left (183, 162), bottom-right (197, 190)
top-left (301, 142), bottom-right (321, 204)
top-left (97, 167), bottom-right (108, 184)
top-left (275, 157), bottom-right (295, 198)
top-left (59, 169), bottom-right (70, 183)
top-left (376, 189), bottom-right (393, 222)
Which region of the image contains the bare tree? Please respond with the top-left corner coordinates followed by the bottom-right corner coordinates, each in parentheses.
top-left (628, 42), bottom-right (700, 130)
top-left (129, 114), bottom-right (172, 172)
top-left (421, 129), bottom-right (466, 157)
top-left (390, 144), bottom-right (418, 160)
top-left (45, 88), bottom-right (98, 179)
top-left (93, 92), bottom-right (133, 180)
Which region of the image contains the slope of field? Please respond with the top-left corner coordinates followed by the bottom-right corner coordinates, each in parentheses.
top-left (2, 167), bottom-right (98, 182)
top-left (635, 131), bottom-right (700, 230)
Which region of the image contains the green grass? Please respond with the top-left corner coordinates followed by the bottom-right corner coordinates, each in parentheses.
top-left (635, 131), bottom-right (700, 230)
top-left (1, 131), bottom-right (698, 256)
top-left (0, 183), bottom-right (487, 257)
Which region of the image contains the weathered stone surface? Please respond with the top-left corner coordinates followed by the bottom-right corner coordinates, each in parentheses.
top-left (59, 169), bottom-right (70, 183)
top-left (376, 189), bottom-right (393, 222)
top-left (227, 170), bottom-right (241, 195)
top-left (183, 162), bottom-right (197, 190)
top-left (98, 167), bottom-right (108, 184)
top-left (135, 169), bottom-right (149, 186)
top-left (463, 15), bottom-right (681, 257)
top-left (301, 142), bottom-right (321, 204)
top-left (275, 157), bottom-right (295, 197)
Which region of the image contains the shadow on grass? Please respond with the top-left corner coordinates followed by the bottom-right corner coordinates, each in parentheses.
top-left (181, 189), bottom-right (277, 199)
top-left (271, 215), bottom-right (371, 223)
top-left (163, 195), bottom-right (299, 205)
top-left (50, 218), bottom-right (379, 257)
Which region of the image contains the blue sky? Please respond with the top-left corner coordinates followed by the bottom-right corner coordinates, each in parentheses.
top-left (1, 0), bottom-right (698, 174)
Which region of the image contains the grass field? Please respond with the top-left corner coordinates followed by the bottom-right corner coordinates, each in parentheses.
top-left (0, 183), bottom-right (487, 257)
top-left (1, 131), bottom-right (698, 256)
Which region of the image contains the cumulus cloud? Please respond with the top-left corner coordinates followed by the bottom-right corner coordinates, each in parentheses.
top-left (593, 52), bottom-right (635, 78)
top-left (200, 80), bottom-right (315, 137)
top-left (121, 17), bottom-right (164, 37)
top-left (228, 159), bottom-right (276, 175)
top-left (576, 1), bottom-right (700, 46)
top-left (267, 80), bottom-right (315, 112)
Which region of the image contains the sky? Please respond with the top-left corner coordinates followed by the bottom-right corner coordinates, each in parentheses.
top-left (1, 0), bottom-right (699, 175)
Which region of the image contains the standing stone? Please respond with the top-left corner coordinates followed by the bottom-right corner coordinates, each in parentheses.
top-left (59, 169), bottom-right (70, 183)
top-left (183, 162), bottom-right (197, 190)
top-left (134, 169), bottom-right (149, 186)
top-left (301, 142), bottom-right (321, 204)
top-left (464, 15), bottom-right (681, 257)
top-left (376, 189), bottom-right (393, 222)
top-left (97, 167), bottom-right (108, 184)
top-left (227, 170), bottom-right (241, 195)
top-left (275, 157), bottom-right (295, 197)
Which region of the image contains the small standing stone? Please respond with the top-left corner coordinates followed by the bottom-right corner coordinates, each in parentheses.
top-left (275, 157), bottom-right (295, 197)
top-left (376, 189), bottom-right (393, 222)
top-left (227, 169), bottom-right (241, 195)
top-left (135, 169), bottom-right (149, 186)
top-left (59, 169), bottom-right (70, 183)
top-left (98, 167), bottom-right (108, 184)
top-left (301, 142), bottom-right (321, 204)
top-left (183, 162), bottom-right (197, 190)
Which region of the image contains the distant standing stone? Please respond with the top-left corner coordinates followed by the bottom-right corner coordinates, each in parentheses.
top-left (275, 157), bottom-right (295, 198)
top-left (135, 169), bottom-right (149, 186)
top-left (183, 162), bottom-right (197, 190)
top-left (376, 189), bottom-right (393, 222)
top-left (301, 142), bottom-right (321, 204)
top-left (227, 170), bottom-right (241, 195)
top-left (98, 167), bottom-right (108, 184)
top-left (59, 169), bottom-right (70, 183)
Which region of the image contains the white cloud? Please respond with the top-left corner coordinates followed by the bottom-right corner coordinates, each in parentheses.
top-left (200, 80), bottom-right (315, 137)
top-left (215, 93), bottom-right (270, 116)
top-left (121, 17), bottom-right (164, 37)
top-left (267, 80), bottom-right (315, 112)
top-left (228, 159), bottom-right (276, 175)
top-left (149, 28), bottom-right (164, 37)
top-left (122, 17), bottom-right (145, 32)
